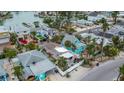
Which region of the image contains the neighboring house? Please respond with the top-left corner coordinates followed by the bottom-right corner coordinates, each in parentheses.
top-left (106, 25), bottom-right (124, 38)
top-left (14, 27), bottom-right (30, 36)
top-left (80, 33), bottom-right (112, 46)
top-left (0, 26), bottom-right (10, 44)
top-left (0, 60), bottom-right (8, 81)
top-left (62, 34), bottom-right (86, 54)
top-left (88, 15), bottom-right (107, 22)
top-left (118, 11), bottom-right (124, 17)
top-left (0, 12), bottom-right (9, 16)
top-left (16, 50), bottom-right (56, 80)
top-left (96, 25), bottom-right (124, 39)
top-left (72, 19), bottom-right (93, 27)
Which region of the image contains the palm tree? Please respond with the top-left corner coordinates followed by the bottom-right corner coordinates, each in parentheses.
top-left (56, 57), bottom-right (68, 71)
top-left (112, 36), bottom-right (120, 47)
top-left (103, 45), bottom-right (119, 59)
top-left (3, 48), bottom-right (17, 62)
top-left (111, 11), bottom-right (119, 25)
top-left (16, 44), bottom-right (23, 53)
top-left (30, 31), bottom-right (36, 38)
top-left (108, 47), bottom-right (119, 58)
top-left (86, 43), bottom-right (95, 60)
top-left (13, 65), bottom-right (24, 81)
top-left (117, 64), bottom-right (124, 81)
top-left (10, 33), bottom-right (17, 45)
top-left (51, 35), bottom-right (63, 44)
top-left (98, 18), bottom-right (109, 61)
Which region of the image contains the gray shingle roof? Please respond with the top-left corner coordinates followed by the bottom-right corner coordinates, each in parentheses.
top-left (0, 60), bottom-right (6, 76)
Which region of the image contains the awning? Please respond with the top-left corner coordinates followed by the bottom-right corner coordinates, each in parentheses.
top-left (55, 47), bottom-right (68, 53)
top-left (60, 52), bottom-right (74, 58)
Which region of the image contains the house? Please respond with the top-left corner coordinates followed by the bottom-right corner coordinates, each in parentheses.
top-left (88, 15), bottom-right (107, 22)
top-left (14, 27), bottom-right (30, 36)
top-left (0, 26), bottom-right (10, 44)
top-left (72, 19), bottom-right (93, 27)
top-left (16, 50), bottom-right (56, 80)
top-left (80, 33), bottom-right (112, 46)
top-left (95, 25), bottom-right (124, 39)
top-left (0, 60), bottom-right (8, 81)
top-left (62, 34), bottom-right (86, 54)
top-left (106, 25), bottom-right (124, 38)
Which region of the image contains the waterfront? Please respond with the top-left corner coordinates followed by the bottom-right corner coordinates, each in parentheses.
top-left (2, 12), bottom-right (44, 31)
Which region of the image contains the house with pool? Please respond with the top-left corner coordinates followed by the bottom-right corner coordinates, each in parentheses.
top-left (14, 50), bottom-right (56, 81)
top-left (62, 34), bottom-right (86, 54)
top-left (35, 27), bottom-right (56, 41)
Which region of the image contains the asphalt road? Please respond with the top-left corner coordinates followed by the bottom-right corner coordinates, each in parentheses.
top-left (79, 58), bottom-right (124, 81)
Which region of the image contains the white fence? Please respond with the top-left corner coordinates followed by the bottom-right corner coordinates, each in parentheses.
top-left (56, 60), bottom-right (84, 76)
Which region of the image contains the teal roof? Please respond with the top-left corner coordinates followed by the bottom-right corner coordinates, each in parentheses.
top-left (62, 34), bottom-right (86, 49)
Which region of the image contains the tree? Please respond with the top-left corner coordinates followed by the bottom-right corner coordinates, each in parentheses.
top-left (108, 47), bottom-right (119, 58)
top-left (16, 44), bottom-right (23, 53)
top-left (112, 36), bottom-right (120, 47)
top-left (56, 57), bottom-right (68, 71)
top-left (31, 31), bottom-right (36, 37)
top-left (111, 11), bottom-right (119, 25)
top-left (3, 48), bottom-right (17, 62)
top-left (10, 33), bottom-right (17, 45)
top-left (25, 42), bottom-right (37, 51)
top-left (103, 45), bottom-right (110, 57)
top-left (99, 18), bottom-right (109, 34)
top-left (51, 35), bottom-right (64, 44)
top-left (0, 53), bottom-right (5, 59)
top-left (103, 45), bottom-right (119, 58)
top-left (75, 14), bottom-right (88, 20)
top-left (13, 65), bottom-right (24, 81)
top-left (43, 16), bottom-right (54, 25)
top-left (86, 42), bottom-right (96, 60)
top-left (64, 40), bottom-right (76, 50)
top-left (43, 11), bottom-right (74, 32)
top-left (112, 36), bottom-right (124, 50)
top-left (64, 40), bottom-right (72, 48)
top-left (98, 18), bottom-right (109, 61)
top-left (117, 64), bottom-right (124, 81)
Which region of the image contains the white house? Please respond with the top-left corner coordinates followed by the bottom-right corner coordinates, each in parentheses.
top-left (0, 26), bottom-right (10, 44)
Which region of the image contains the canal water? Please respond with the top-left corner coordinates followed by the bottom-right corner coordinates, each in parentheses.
top-left (3, 11), bottom-right (44, 30)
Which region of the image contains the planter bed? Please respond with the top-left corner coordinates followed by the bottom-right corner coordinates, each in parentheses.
top-left (56, 60), bottom-right (84, 76)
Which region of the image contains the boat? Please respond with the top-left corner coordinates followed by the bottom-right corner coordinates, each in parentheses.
top-left (22, 22), bottom-right (31, 28)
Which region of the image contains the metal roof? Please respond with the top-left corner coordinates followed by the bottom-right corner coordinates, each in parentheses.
top-left (17, 50), bottom-right (55, 75)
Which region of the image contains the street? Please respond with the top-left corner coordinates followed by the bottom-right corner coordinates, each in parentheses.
top-left (79, 57), bottom-right (124, 81)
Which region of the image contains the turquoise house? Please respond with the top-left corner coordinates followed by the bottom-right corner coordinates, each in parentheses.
top-left (61, 34), bottom-right (86, 54)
